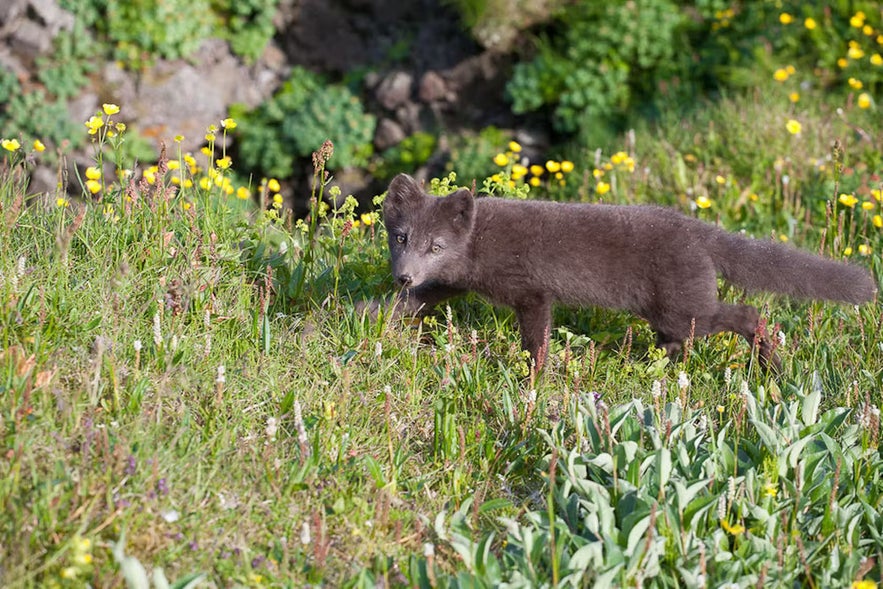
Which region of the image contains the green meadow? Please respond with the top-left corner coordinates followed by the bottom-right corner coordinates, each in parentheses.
top-left (2, 4), bottom-right (883, 589)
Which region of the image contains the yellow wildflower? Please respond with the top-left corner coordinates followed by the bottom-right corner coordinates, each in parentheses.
top-left (167, 160), bottom-right (180, 170)
top-left (221, 117), bottom-right (237, 129)
top-left (871, 189), bottom-right (881, 202)
top-left (779, 13), bottom-right (793, 24)
top-left (85, 116), bottom-right (103, 134)
top-left (872, 215), bottom-right (882, 228)
top-left (508, 140), bottom-right (522, 153)
top-left (56, 197), bottom-right (69, 207)
top-left (720, 519), bottom-right (745, 535)
top-left (529, 164), bottom-right (544, 177)
top-left (205, 132), bottom-right (216, 143)
top-left (85, 180), bottom-right (102, 194)
top-left (863, 25), bottom-right (874, 36)
top-left (33, 139), bottom-right (46, 152)
top-left (529, 176), bottom-right (541, 187)
top-left (714, 175), bottom-right (726, 185)
top-left (199, 176), bottom-right (212, 190)
top-left (182, 201), bottom-right (192, 211)
top-left (837, 58), bottom-right (849, 68)
top-left (200, 146), bottom-right (212, 157)
top-left (545, 160), bottom-right (561, 173)
top-left (871, 54), bottom-right (883, 66)
top-left (763, 482), bottom-right (778, 497)
top-left (60, 567), bottom-right (79, 579)
top-left (838, 193), bottom-right (858, 207)
top-left (512, 164), bottom-right (528, 178)
top-left (360, 213), bottom-right (373, 226)
top-left (850, 12), bottom-right (865, 28)
top-left (785, 119), bottom-right (802, 135)
top-left (862, 201), bottom-right (875, 210)
top-left (85, 166), bottom-right (101, 180)
top-left (236, 186), bottom-right (250, 200)
top-left (174, 134), bottom-right (184, 143)
top-left (216, 156), bottom-right (232, 170)
top-left (844, 247), bottom-right (853, 256)
top-left (852, 580), bottom-right (877, 589)
top-left (786, 64), bottom-right (796, 75)
top-left (695, 196), bottom-right (713, 209)
top-left (848, 77), bottom-right (863, 90)
top-left (560, 160), bottom-right (574, 173)
top-left (493, 153), bottom-right (509, 167)
top-left (610, 151), bottom-right (627, 165)
top-left (848, 45), bottom-right (865, 60)
top-left (789, 92), bottom-right (800, 103)
top-left (804, 17), bottom-right (817, 30)
top-left (857, 93), bottom-right (872, 109)
top-left (858, 244), bottom-right (872, 256)
top-left (102, 103), bottom-right (120, 116)
top-left (267, 178), bottom-right (281, 192)
top-left (596, 181), bottom-right (610, 195)
top-left (2, 138), bottom-right (21, 152)
top-left (273, 193), bottom-right (283, 206)
top-left (592, 168), bottom-right (604, 179)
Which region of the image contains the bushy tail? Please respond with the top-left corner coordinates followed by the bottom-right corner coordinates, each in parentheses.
top-left (709, 230), bottom-right (877, 304)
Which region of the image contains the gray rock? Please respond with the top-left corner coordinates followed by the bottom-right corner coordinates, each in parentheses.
top-left (418, 70), bottom-right (448, 103)
top-left (374, 118), bottom-right (406, 151)
top-left (376, 70), bottom-right (413, 111)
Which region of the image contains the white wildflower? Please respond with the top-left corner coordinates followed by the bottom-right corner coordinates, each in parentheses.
top-left (723, 366), bottom-right (732, 386)
top-left (651, 380), bottom-right (662, 398)
top-left (266, 417), bottom-right (278, 440)
top-left (153, 311), bottom-right (162, 347)
top-left (678, 371), bottom-right (690, 390)
top-left (300, 522), bottom-right (311, 545)
top-left (216, 365), bottom-right (226, 385)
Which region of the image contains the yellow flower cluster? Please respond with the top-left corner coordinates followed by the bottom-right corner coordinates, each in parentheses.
top-left (591, 151), bottom-right (636, 196)
top-left (491, 141), bottom-right (575, 188)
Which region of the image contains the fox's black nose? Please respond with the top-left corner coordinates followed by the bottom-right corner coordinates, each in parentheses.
top-left (396, 274), bottom-right (413, 287)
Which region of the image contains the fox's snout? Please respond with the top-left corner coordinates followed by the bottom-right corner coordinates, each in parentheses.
top-left (395, 273), bottom-right (414, 287)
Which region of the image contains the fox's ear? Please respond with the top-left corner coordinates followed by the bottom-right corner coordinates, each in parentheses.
top-left (385, 174), bottom-right (423, 212)
top-left (442, 188), bottom-right (475, 232)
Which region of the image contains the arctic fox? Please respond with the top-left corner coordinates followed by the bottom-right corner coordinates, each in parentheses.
top-left (382, 174), bottom-right (877, 368)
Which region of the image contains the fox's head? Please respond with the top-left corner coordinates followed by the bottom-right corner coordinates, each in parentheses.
top-left (383, 174), bottom-right (476, 289)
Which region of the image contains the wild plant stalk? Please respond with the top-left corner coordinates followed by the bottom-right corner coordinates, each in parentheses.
top-left (293, 140), bottom-right (334, 303)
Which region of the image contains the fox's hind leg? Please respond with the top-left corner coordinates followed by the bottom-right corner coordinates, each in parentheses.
top-left (650, 302), bottom-right (780, 370)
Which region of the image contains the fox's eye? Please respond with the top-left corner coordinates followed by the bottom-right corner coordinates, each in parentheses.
top-left (431, 244), bottom-right (442, 254)
top-left (395, 234), bottom-right (406, 244)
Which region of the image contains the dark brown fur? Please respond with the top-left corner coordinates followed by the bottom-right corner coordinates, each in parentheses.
top-left (382, 174), bottom-right (877, 368)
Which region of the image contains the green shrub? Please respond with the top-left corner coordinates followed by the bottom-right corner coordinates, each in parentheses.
top-left (372, 132), bottom-right (437, 181)
top-left (232, 67), bottom-right (376, 179)
top-left (210, 0), bottom-right (279, 62)
top-left (507, 0), bottom-right (690, 134)
top-left (93, 0), bottom-right (215, 67)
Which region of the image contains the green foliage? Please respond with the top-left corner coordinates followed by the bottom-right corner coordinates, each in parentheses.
top-left (96, 0), bottom-right (215, 66)
top-left (35, 13), bottom-right (101, 100)
top-left (447, 126), bottom-right (508, 184)
top-left (1, 90), bottom-right (84, 152)
top-left (233, 67), bottom-right (376, 178)
top-left (507, 0), bottom-right (690, 134)
top-left (210, 0), bottom-right (279, 62)
top-left (372, 132), bottom-right (437, 181)
top-left (431, 383), bottom-right (883, 586)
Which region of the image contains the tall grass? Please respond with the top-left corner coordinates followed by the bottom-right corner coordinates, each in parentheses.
top-left (1, 85), bottom-right (881, 588)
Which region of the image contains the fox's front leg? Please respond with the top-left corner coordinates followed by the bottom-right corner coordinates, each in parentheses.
top-left (395, 283), bottom-right (466, 317)
top-left (515, 297), bottom-right (553, 368)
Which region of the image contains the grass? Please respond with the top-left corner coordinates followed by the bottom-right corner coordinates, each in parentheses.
top-left (1, 80), bottom-right (882, 588)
